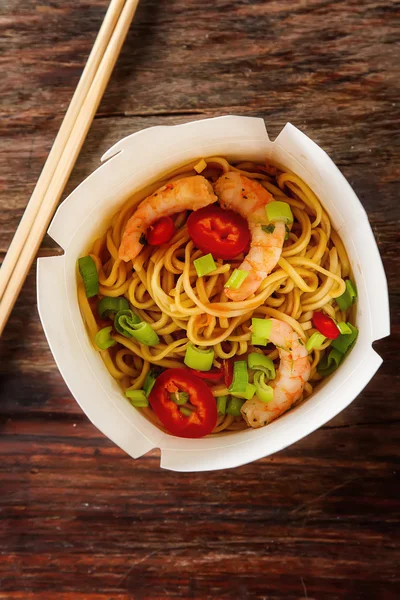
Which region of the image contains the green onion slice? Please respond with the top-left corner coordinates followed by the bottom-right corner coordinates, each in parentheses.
top-left (331, 323), bottom-right (358, 354)
top-left (94, 326), bottom-right (116, 350)
top-left (336, 279), bottom-right (357, 311)
top-left (251, 334), bottom-right (268, 346)
top-left (78, 256), bottom-right (99, 298)
top-left (193, 253), bottom-right (216, 277)
top-left (125, 389), bottom-right (149, 407)
top-left (217, 395), bottom-right (228, 415)
top-left (231, 383), bottom-right (256, 401)
top-left (228, 361), bottom-right (248, 394)
top-left (226, 396), bottom-right (245, 417)
top-left (317, 348), bottom-right (343, 377)
top-left (253, 371), bottom-right (274, 403)
top-left (98, 296), bottom-right (129, 318)
top-left (225, 269), bottom-right (249, 290)
top-left (114, 309), bottom-right (159, 346)
top-left (131, 321), bottom-right (160, 346)
top-left (265, 201), bottom-right (294, 224)
top-left (143, 371), bottom-right (157, 397)
top-left (252, 318), bottom-right (272, 340)
top-left (248, 352), bottom-right (276, 380)
top-left (317, 323), bottom-right (358, 377)
top-left (114, 309), bottom-right (141, 336)
top-left (306, 331), bottom-right (327, 352)
top-left (184, 344), bottom-right (214, 371)
top-left (337, 322), bottom-right (352, 335)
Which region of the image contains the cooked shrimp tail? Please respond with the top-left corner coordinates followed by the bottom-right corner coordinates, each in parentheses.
top-left (119, 175), bottom-right (217, 262)
top-left (241, 318), bottom-right (311, 428)
top-left (214, 172), bottom-right (285, 301)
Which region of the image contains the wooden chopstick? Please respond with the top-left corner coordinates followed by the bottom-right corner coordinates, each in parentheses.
top-left (0, 0), bottom-right (125, 301)
top-left (0, 0), bottom-right (140, 336)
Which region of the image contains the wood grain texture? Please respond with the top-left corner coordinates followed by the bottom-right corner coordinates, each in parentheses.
top-left (0, 0), bottom-right (399, 598)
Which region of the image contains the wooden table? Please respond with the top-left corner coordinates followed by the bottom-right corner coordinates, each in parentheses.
top-left (1, 1), bottom-right (399, 598)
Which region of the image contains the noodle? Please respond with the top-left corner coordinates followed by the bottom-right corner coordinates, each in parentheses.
top-left (77, 157), bottom-right (354, 435)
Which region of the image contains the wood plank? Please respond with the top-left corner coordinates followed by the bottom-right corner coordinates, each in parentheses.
top-left (0, 423), bottom-right (399, 597)
top-left (1, 0), bottom-right (398, 120)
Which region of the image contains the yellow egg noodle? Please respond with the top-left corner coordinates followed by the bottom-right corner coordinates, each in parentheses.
top-left (77, 157), bottom-right (353, 434)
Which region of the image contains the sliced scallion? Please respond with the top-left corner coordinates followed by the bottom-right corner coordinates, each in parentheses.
top-left (78, 256), bottom-right (99, 298)
top-left (306, 331), bottom-right (327, 352)
top-left (337, 322), bottom-right (352, 335)
top-left (336, 279), bottom-right (357, 311)
top-left (225, 269), bottom-right (249, 290)
top-left (265, 201), bottom-right (293, 224)
top-left (226, 396), bottom-right (245, 417)
top-left (228, 361), bottom-right (248, 394)
top-left (251, 334), bottom-right (268, 346)
top-left (253, 371), bottom-right (274, 403)
top-left (247, 352), bottom-right (276, 379)
top-left (317, 348), bottom-right (343, 377)
top-left (114, 309), bottom-right (141, 335)
top-left (125, 389), bottom-right (149, 407)
top-left (217, 395), bottom-right (228, 415)
top-left (252, 318), bottom-right (272, 340)
top-left (98, 296), bottom-right (129, 318)
top-left (193, 253), bottom-right (216, 277)
top-left (184, 344), bottom-right (214, 371)
top-left (131, 321), bottom-right (160, 346)
top-left (143, 371), bottom-right (157, 397)
top-left (231, 383), bottom-right (256, 401)
top-left (94, 326), bottom-right (116, 350)
top-left (114, 309), bottom-right (159, 346)
top-left (331, 323), bottom-right (358, 354)
top-left (317, 322), bottom-right (358, 377)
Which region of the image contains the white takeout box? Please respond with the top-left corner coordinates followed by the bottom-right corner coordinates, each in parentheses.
top-left (37, 116), bottom-right (390, 471)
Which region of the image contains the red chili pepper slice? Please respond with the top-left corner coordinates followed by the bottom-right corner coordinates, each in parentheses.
top-left (148, 368), bottom-right (218, 438)
top-left (186, 367), bottom-right (223, 381)
top-left (187, 205), bottom-right (250, 259)
top-left (312, 311), bottom-right (340, 340)
top-left (222, 359), bottom-right (233, 388)
top-left (147, 216), bottom-right (175, 246)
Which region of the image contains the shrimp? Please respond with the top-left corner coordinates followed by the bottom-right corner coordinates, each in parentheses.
top-left (214, 172), bottom-right (285, 301)
top-left (119, 175), bottom-right (217, 262)
top-left (241, 318), bottom-right (310, 428)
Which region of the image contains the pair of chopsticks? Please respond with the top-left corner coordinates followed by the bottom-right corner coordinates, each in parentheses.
top-left (0, 0), bottom-right (140, 336)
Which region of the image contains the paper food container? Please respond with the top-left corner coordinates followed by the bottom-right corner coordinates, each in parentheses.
top-left (37, 116), bottom-right (390, 472)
